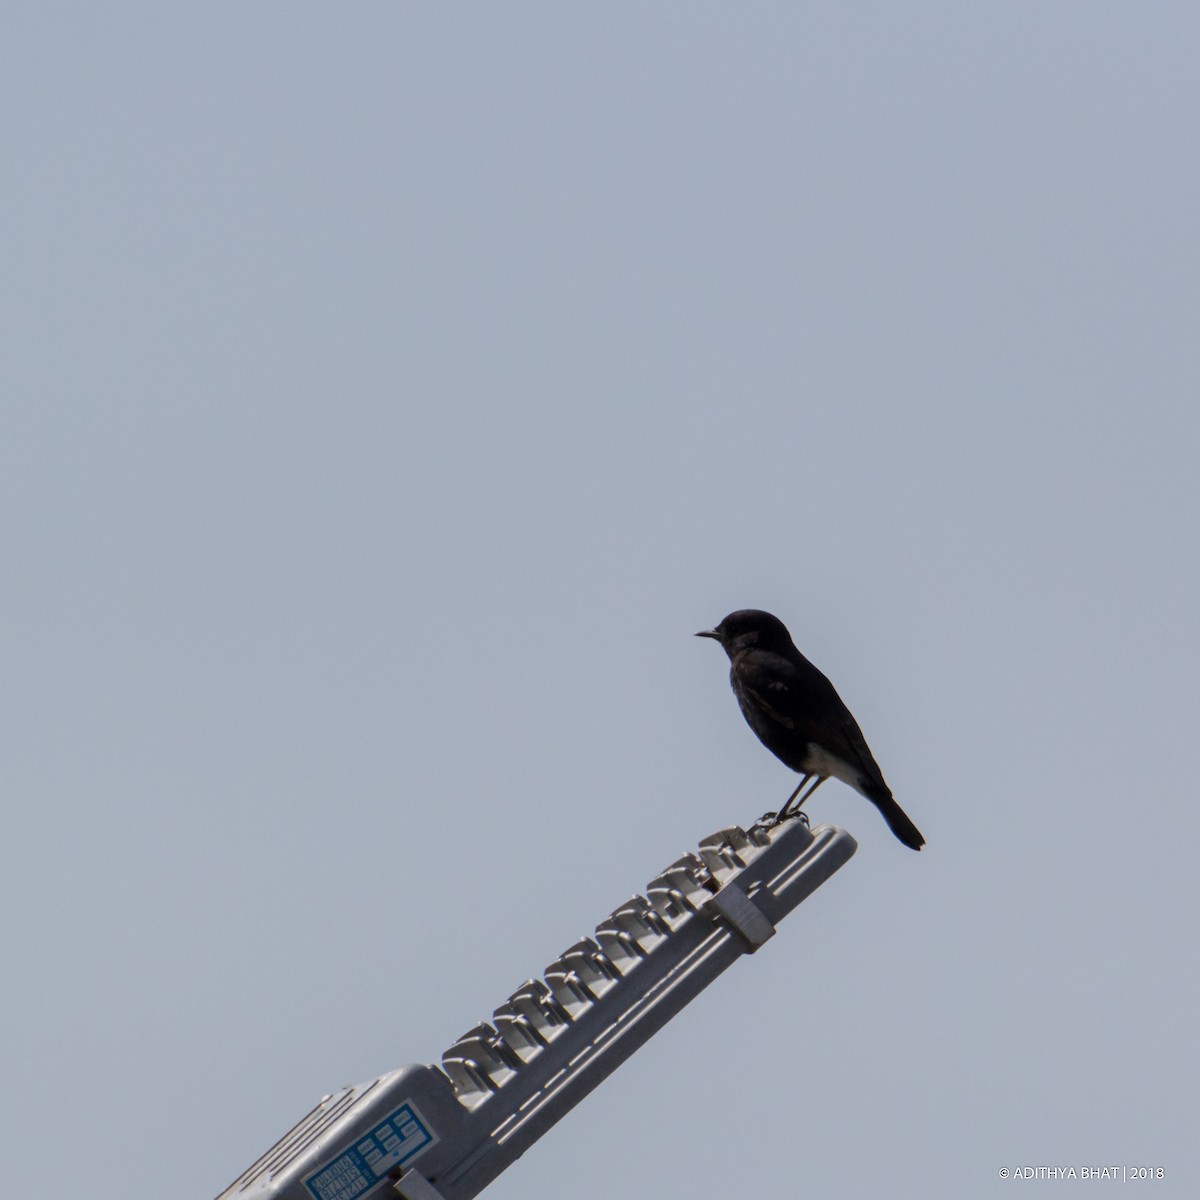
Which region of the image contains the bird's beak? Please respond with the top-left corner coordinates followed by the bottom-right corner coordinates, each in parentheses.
top-left (695, 628), bottom-right (721, 640)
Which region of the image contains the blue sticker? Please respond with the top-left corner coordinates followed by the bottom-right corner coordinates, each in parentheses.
top-left (304, 1101), bottom-right (436, 1200)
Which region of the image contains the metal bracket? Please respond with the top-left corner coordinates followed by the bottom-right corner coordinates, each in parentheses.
top-left (706, 878), bottom-right (776, 950)
top-left (393, 1168), bottom-right (447, 1200)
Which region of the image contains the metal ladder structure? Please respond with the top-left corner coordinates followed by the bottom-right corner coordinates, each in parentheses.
top-left (215, 816), bottom-right (857, 1200)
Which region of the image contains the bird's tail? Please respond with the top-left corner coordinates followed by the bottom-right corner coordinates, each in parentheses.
top-left (868, 790), bottom-right (925, 851)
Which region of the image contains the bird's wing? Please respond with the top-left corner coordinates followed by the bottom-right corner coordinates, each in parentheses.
top-left (734, 656), bottom-right (804, 729)
top-left (828, 712), bottom-right (891, 795)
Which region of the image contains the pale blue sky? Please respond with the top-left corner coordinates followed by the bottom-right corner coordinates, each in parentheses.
top-left (3, 5), bottom-right (1198, 1198)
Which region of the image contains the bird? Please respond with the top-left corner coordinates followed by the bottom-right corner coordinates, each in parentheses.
top-left (696, 609), bottom-right (924, 850)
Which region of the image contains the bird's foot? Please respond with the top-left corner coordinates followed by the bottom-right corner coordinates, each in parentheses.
top-left (764, 808), bottom-right (810, 830)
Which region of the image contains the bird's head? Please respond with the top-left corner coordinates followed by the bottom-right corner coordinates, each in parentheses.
top-left (695, 609), bottom-right (797, 656)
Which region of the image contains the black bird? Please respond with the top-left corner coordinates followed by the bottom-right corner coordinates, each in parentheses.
top-left (697, 609), bottom-right (924, 850)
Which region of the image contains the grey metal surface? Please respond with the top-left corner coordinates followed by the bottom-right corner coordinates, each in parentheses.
top-left (215, 817), bottom-right (856, 1200)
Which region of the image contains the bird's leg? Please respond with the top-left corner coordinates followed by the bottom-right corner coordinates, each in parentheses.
top-left (793, 775), bottom-right (826, 813)
top-left (773, 776), bottom-right (811, 824)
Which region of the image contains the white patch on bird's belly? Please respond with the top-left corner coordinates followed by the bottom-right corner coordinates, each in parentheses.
top-left (804, 743), bottom-right (863, 792)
